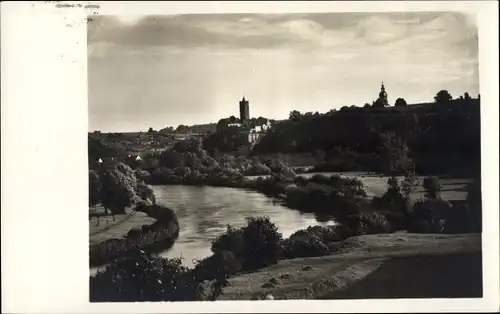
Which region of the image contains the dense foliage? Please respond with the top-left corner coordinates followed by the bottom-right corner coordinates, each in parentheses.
top-left (123, 138), bottom-right (298, 188)
top-left (253, 97), bottom-right (480, 177)
top-left (92, 162), bottom-right (154, 215)
top-left (89, 170), bottom-right (101, 208)
top-left (90, 255), bottom-right (200, 302)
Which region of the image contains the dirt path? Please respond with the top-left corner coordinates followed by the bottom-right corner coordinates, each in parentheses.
top-left (219, 233), bottom-right (481, 300)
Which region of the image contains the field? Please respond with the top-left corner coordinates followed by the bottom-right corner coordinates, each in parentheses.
top-left (218, 233), bottom-right (482, 300)
top-left (251, 172), bottom-right (471, 201)
top-left (353, 175), bottom-right (471, 201)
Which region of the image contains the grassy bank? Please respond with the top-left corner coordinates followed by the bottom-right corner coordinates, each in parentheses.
top-left (89, 207), bottom-right (155, 245)
top-left (219, 233), bottom-right (482, 300)
top-left (89, 204), bottom-right (179, 267)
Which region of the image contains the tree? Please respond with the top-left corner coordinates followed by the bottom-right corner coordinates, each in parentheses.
top-left (160, 126), bottom-right (174, 133)
top-left (99, 162), bottom-right (143, 215)
top-left (394, 98), bottom-right (407, 107)
top-left (242, 217), bottom-right (283, 270)
top-left (175, 125), bottom-right (186, 132)
top-left (148, 127), bottom-right (154, 133)
top-left (434, 90), bottom-right (452, 103)
top-left (159, 149), bottom-right (184, 168)
top-left (289, 110), bottom-right (301, 122)
top-left (363, 103), bottom-right (371, 108)
top-left (423, 176), bottom-right (441, 199)
top-left (378, 132), bottom-right (414, 175)
top-left (464, 92), bottom-right (471, 100)
top-left (89, 170), bottom-right (101, 209)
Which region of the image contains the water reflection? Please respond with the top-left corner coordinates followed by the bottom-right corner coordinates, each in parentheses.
top-left (152, 185), bottom-right (333, 267)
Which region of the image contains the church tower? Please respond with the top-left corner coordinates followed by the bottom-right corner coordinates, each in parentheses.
top-left (379, 82), bottom-right (388, 106)
top-left (239, 96), bottom-right (250, 122)
top-left (373, 82), bottom-right (389, 108)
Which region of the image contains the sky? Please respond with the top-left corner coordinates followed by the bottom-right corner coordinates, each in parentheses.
top-left (88, 12), bottom-right (479, 132)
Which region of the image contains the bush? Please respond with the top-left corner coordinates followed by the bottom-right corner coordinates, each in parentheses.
top-left (291, 225), bottom-right (342, 243)
top-left (192, 250), bottom-right (242, 283)
top-left (443, 201), bottom-right (474, 234)
top-left (282, 236), bottom-right (330, 259)
top-left (303, 183), bottom-right (332, 208)
top-left (423, 176), bottom-right (441, 199)
top-left (345, 211), bottom-right (392, 235)
top-left (137, 204), bottom-right (179, 226)
top-left (90, 255), bottom-right (200, 302)
top-left (211, 225), bottom-right (244, 259)
top-left (408, 198), bottom-right (451, 233)
top-left (373, 179), bottom-right (411, 213)
top-left (242, 217), bottom-right (283, 270)
top-left (244, 162), bottom-right (272, 176)
top-left (136, 183), bottom-right (156, 204)
top-left (309, 174), bottom-right (330, 185)
top-left (127, 228), bottom-right (142, 238)
top-left (329, 194), bottom-right (364, 220)
top-left (134, 169), bottom-right (152, 183)
top-left (250, 176), bottom-right (284, 196)
top-left (282, 225), bottom-right (342, 259)
top-left (294, 176), bottom-right (308, 187)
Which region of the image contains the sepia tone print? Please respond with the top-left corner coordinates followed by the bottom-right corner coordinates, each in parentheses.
top-left (88, 12), bottom-right (482, 302)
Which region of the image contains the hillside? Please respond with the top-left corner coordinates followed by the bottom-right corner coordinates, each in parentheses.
top-left (218, 233), bottom-right (482, 300)
top-left (253, 99), bottom-right (481, 176)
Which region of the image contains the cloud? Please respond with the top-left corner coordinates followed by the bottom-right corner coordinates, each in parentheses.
top-left (88, 12), bottom-right (479, 132)
top-left (88, 12), bottom-right (477, 59)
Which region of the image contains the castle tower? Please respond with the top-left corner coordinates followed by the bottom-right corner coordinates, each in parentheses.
top-left (239, 96), bottom-right (250, 121)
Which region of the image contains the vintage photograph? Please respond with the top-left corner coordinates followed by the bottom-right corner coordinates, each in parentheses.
top-left (87, 12), bottom-right (482, 302)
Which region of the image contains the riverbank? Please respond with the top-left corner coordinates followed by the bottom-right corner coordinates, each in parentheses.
top-left (148, 171), bottom-right (471, 201)
top-left (89, 204), bottom-right (179, 267)
top-left (89, 207), bottom-right (155, 245)
top-left (218, 233), bottom-right (482, 300)
top-left (90, 213), bottom-right (482, 301)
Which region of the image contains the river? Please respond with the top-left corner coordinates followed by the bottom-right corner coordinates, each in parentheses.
top-left (91, 171), bottom-right (461, 274)
top-left (152, 184), bottom-right (334, 268)
top-left (90, 172), bottom-right (385, 274)
top-left (151, 171), bottom-right (384, 267)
